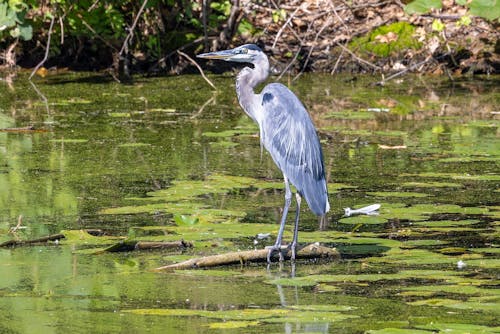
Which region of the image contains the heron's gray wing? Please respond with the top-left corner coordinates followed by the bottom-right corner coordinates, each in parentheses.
top-left (259, 83), bottom-right (329, 215)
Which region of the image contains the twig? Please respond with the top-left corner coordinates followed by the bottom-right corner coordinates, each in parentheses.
top-left (334, 42), bottom-right (381, 71)
top-left (293, 17), bottom-right (332, 81)
top-left (202, 0), bottom-right (209, 50)
top-left (331, 43), bottom-right (346, 74)
top-left (9, 215), bottom-right (23, 233)
top-left (272, 4), bottom-right (305, 49)
top-left (374, 56), bottom-right (434, 86)
top-left (29, 15), bottom-right (55, 80)
top-left (191, 94), bottom-right (216, 119)
top-left (29, 80), bottom-right (50, 114)
top-left (0, 126), bottom-right (47, 132)
top-left (217, 0), bottom-right (241, 48)
top-left (119, 0), bottom-right (149, 57)
top-left (0, 234), bottom-right (65, 247)
top-left (178, 50), bottom-right (216, 90)
top-left (276, 44), bottom-right (302, 81)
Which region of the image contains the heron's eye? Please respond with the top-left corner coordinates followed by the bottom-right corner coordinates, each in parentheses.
top-left (240, 48), bottom-right (248, 54)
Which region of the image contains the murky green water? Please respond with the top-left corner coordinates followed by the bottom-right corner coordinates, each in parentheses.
top-left (0, 72), bottom-right (498, 333)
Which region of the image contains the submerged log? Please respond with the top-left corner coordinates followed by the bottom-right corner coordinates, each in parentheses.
top-left (103, 240), bottom-right (193, 252)
top-left (0, 126), bottom-right (48, 133)
top-left (0, 233), bottom-right (65, 247)
top-left (154, 243), bottom-right (340, 271)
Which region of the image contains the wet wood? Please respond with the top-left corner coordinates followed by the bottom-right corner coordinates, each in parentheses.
top-left (103, 240), bottom-right (193, 252)
top-left (154, 243), bottom-right (340, 271)
top-left (0, 126), bottom-right (48, 133)
top-left (0, 233), bottom-right (65, 247)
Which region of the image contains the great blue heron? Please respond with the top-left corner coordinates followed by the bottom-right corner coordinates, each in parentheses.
top-left (197, 44), bottom-right (329, 262)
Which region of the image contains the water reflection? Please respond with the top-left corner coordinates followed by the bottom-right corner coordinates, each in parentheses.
top-left (0, 73), bottom-right (498, 333)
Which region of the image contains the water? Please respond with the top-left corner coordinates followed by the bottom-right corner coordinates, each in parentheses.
top-left (0, 72), bottom-right (498, 333)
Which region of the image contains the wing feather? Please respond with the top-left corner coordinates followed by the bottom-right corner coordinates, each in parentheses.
top-left (259, 83), bottom-right (329, 215)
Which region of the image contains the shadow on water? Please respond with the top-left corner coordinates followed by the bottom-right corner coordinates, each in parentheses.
top-left (0, 72), bottom-right (499, 333)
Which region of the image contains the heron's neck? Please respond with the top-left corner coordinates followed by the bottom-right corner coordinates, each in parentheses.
top-left (235, 56), bottom-right (269, 124)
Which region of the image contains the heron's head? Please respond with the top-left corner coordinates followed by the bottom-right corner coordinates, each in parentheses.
top-left (197, 44), bottom-right (263, 64)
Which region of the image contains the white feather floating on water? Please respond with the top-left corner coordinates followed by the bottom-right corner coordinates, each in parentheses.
top-left (344, 204), bottom-right (381, 217)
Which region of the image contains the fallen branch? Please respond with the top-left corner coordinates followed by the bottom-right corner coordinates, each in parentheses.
top-left (118, 0), bottom-right (149, 57)
top-left (0, 233), bottom-right (65, 247)
top-left (374, 56), bottom-right (435, 86)
top-left (334, 42), bottom-right (381, 71)
top-left (272, 4), bottom-right (305, 49)
top-left (0, 126), bottom-right (48, 133)
top-left (154, 243), bottom-right (339, 271)
top-left (9, 214), bottom-right (23, 233)
top-left (29, 15), bottom-right (55, 80)
top-left (178, 50), bottom-right (216, 90)
top-left (102, 240), bottom-right (193, 253)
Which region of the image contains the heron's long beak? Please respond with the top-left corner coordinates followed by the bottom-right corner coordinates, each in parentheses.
top-left (197, 49), bottom-right (235, 61)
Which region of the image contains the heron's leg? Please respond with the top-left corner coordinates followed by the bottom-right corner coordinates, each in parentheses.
top-left (267, 176), bottom-right (292, 263)
top-left (290, 193), bottom-right (302, 261)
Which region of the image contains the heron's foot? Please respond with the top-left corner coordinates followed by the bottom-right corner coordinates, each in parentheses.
top-left (266, 244), bottom-right (285, 263)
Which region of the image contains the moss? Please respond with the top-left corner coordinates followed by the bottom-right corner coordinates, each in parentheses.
top-left (350, 22), bottom-right (422, 57)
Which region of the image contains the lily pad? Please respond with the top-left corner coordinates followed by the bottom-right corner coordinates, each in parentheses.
top-left (409, 299), bottom-right (500, 315)
top-left (412, 220), bottom-right (480, 227)
top-left (419, 322), bottom-right (500, 334)
top-left (209, 321), bottom-right (259, 329)
top-left (366, 328), bottom-right (431, 334)
top-left (124, 307), bottom-right (358, 323)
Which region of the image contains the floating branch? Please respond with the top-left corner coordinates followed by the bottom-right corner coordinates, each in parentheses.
top-left (102, 240), bottom-right (193, 253)
top-left (0, 233), bottom-right (65, 247)
top-left (0, 126), bottom-right (48, 133)
top-left (154, 243), bottom-right (340, 271)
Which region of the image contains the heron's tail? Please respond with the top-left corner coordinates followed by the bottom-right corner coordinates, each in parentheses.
top-left (302, 177), bottom-right (329, 216)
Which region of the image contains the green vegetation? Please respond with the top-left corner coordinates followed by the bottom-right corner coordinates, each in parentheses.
top-left (0, 73), bottom-right (498, 333)
top-left (350, 22), bottom-right (421, 57)
top-left (405, 0), bottom-right (499, 21)
top-left (0, 0), bottom-right (243, 69)
top-left (0, 0), bottom-right (496, 74)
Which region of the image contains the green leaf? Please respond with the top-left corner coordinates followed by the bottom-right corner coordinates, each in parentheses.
top-left (455, 0), bottom-right (468, 5)
top-left (0, 3), bottom-right (18, 29)
top-left (432, 18), bottom-right (445, 32)
top-left (469, 0), bottom-right (500, 21)
top-left (237, 18), bottom-right (255, 35)
top-left (174, 214), bottom-right (199, 226)
top-left (272, 9), bottom-right (286, 23)
top-left (404, 0), bottom-right (442, 14)
top-left (16, 22), bottom-right (32, 40)
top-left (457, 15), bottom-right (472, 26)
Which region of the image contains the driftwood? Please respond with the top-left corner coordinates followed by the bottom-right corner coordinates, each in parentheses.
top-left (103, 240), bottom-right (193, 253)
top-left (0, 233), bottom-right (65, 247)
top-left (0, 126), bottom-right (48, 133)
top-left (154, 243), bottom-right (340, 271)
